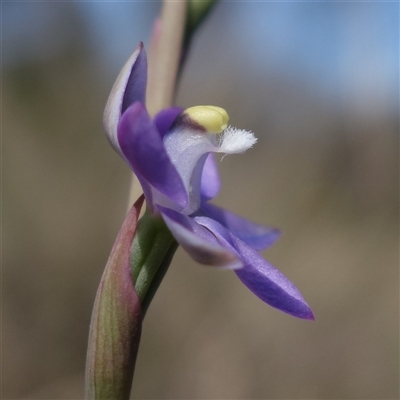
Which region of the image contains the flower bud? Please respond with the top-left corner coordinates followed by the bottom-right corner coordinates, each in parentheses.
top-left (85, 195), bottom-right (144, 400)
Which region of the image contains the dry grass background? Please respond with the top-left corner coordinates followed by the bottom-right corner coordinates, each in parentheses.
top-left (3, 2), bottom-right (398, 399)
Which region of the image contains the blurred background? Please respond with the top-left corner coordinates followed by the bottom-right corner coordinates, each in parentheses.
top-left (3, 1), bottom-right (398, 399)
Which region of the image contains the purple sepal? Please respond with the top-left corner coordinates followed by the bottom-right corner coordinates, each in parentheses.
top-left (118, 102), bottom-right (188, 209)
top-left (200, 203), bottom-right (280, 251)
top-left (122, 43), bottom-right (148, 114)
top-left (158, 206), bottom-right (242, 269)
top-left (194, 216), bottom-right (314, 320)
top-left (154, 107), bottom-right (183, 138)
top-left (103, 43), bottom-right (147, 156)
top-left (200, 154), bottom-right (221, 201)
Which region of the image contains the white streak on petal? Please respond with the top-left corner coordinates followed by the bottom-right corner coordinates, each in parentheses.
top-left (159, 207), bottom-right (243, 269)
top-left (103, 45), bottom-right (142, 155)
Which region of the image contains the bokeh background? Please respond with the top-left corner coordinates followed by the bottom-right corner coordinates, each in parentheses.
top-left (3, 2), bottom-right (399, 399)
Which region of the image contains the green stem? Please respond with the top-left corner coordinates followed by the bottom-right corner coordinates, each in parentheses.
top-left (141, 241), bottom-right (178, 318)
top-left (130, 210), bottom-right (177, 309)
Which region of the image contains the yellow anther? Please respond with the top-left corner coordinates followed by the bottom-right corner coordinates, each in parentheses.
top-left (184, 105), bottom-right (229, 133)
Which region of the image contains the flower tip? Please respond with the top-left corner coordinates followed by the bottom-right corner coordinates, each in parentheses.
top-left (292, 304), bottom-right (315, 321)
top-left (303, 308), bottom-right (315, 321)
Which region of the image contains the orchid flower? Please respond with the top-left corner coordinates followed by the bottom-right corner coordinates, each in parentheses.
top-left (104, 43), bottom-right (314, 320)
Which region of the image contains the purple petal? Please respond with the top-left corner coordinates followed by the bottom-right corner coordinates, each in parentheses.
top-left (200, 154), bottom-right (221, 201)
top-left (154, 107), bottom-right (183, 138)
top-left (234, 240), bottom-right (314, 320)
top-left (104, 42), bottom-right (147, 155)
top-left (118, 102), bottom-right (188, 208)
top-left (195, 216), bottom-right (314, 320)
top-left (200, 203), bottom-right (280, 250)
top-left (158, 206), bottom-right (242, 269)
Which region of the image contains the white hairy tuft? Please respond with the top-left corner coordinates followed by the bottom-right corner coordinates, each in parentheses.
top-left (218, 126), bottom-right (257, 154)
